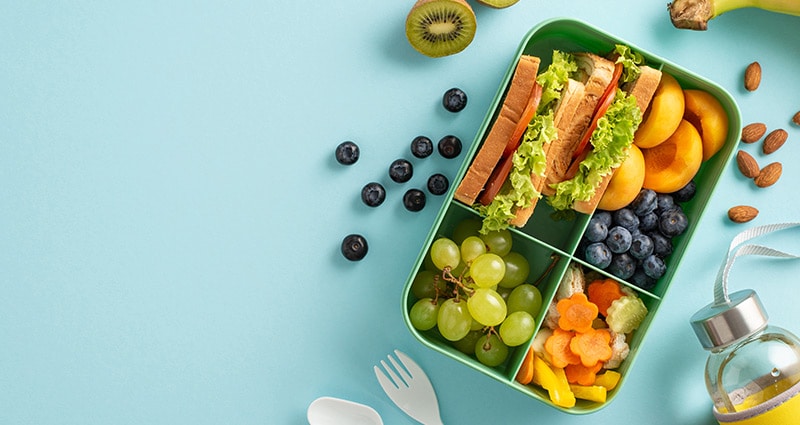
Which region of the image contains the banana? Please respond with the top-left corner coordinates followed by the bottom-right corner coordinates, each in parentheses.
top-left (669, 0), bottom-right (800, 30)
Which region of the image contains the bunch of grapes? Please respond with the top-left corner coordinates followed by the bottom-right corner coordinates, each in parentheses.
top-left (408, 219), bottom-right (545, 367)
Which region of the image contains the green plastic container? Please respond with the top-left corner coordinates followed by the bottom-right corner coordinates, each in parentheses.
top-left (401, 18), bottom-right (741, 414)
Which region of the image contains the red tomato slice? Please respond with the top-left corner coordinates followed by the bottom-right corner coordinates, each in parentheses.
top-left (504, 83), bottom-right (543, 157)
top-left (478, 153), bottom-right (515, 206)
top-left (571, 63), bottom-right (624, 159)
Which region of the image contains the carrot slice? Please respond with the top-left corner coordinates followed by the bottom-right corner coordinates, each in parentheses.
top-left (556, 293), bottom-right (598, 334)
top-left (587, 278), bottom-right (625, 317)
top-left (544, 328), bottom-right (581, 368)
top-left (570, 328), bottom-right (613, 367)
top-left (515, 346), bottom-right (535, 385)
top-left (565, 361), bottom-right (603, 386)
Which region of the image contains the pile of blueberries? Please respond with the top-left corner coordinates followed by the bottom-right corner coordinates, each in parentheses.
top-left (337, 88), bottom-right (468, 261)
top-left (579, 182), bottom-right (695, 291)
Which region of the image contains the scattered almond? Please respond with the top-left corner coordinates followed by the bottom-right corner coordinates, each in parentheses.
top-left (754, 162), bottom-right (782, 188)
top-left (793, 111), bottom-right (800, 126)
top-left (741, 122), bottom-right (767, 143)
top-left (763, 129), bottom-right (788, 154)
top-left (728, 205), bottom-right (759, 223)
top-left (744, 62), bottom-right (762, 92)
top-left (736, 150), bottom-right (760, 178)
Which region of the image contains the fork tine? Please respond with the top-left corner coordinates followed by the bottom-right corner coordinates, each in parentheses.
top-left (380, 359), bottom-right (407, 388)
top-left (387, 353), bottom-right (413, 385)
top-left (394, 350), bottom-right (428, 384)
top-left (374, 365), bottom-right (397, 393)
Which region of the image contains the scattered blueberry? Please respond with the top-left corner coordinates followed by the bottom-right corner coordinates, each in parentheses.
top-left (341, 234), bottom-right (368, 261)
top-left (629, 233), bottom-right (654, 260)
top-left (671, 180), bottom-right (697, 203)
top-left (642, 254), bottom-right (667, 279)
top-left (659, 208), bottom-right (689, 237)
top-left (442, 88), bottom-right (468, 113)
top-left (606, 226), bottom-right (632, 254)
top-left (411, 136), bottom-right (434, 158)
top-left (638, 211), bottom-right (659, 232)
top-left (585, 216), bottom-right (609, 242)
top-left (438, 135), bottom-right (462, 159)
top-left (631, 268), bottom-right (657, 291)
top-left (361, 182), bottom-right (386, 207)
top-left (648, 231), bottom-right (674, 258)
top-left (593, 211), bottom-right (613, 228)
top-left (427, 173), bottom-right (450, 195)
top-left (612, 208), bottom-right (639, 232)
top-left (403, 189), bottom-right (427, 212)
top-left (631, 189), bottom-right (658, 216)
top-left (585, 242), bottom-right (613, 269)
top-left (608, 253), bottom-right (637, 280)
top-left (335, 141), bottom-right (360, 165)
top-left (389, 159), bottom-right (413, 183)
top-left (655, 193), bottom-right (676, 215)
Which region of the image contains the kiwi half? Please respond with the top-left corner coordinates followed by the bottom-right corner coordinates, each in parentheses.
top-left (475, 0), bottom-right (520, 8)
top-left (405, 0), bottom-right (477, 58)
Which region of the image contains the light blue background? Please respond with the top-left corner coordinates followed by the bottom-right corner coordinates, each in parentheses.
top-left (2, 1), bottom-right (800, 424)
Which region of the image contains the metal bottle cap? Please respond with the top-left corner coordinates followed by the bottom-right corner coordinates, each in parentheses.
top-left (690, 289), bottom-right (769, 350)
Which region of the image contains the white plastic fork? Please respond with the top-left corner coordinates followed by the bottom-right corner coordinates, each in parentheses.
top-left (373, 350), bottom-right (443, 425)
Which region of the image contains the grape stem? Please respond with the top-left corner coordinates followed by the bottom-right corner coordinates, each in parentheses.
top-left (533, 254), bottom-right (561, 288)
top-left (441, 266), bottom-right (474, 300)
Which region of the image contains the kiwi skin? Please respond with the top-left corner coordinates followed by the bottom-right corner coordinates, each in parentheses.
top-left (475, 0), bottom-right (520, 7)
top-left (405, 0), bottom-right (477, 58)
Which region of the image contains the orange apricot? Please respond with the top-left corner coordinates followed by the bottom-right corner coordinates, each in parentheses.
top-left (634, 73), bottom-right (685, 149)
top-left (683, 89), bottom-right (729, 161)
top-left (597, 144), bottom-right (645, 211)
top-left (641, 119), bottom-right (703, 193)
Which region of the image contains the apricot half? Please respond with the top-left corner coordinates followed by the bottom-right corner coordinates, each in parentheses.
top-left (598, 144), bottom-right (645, 211)
top-left (634, 73), bottom-right (685, 149)
top-left (642, 119), bottom-right (703, 193)
top-left (682, 89), bottom-right (729, 161)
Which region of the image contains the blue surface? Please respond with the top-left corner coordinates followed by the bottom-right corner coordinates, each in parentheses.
top-left (2, 2), bottom-right (800, 424)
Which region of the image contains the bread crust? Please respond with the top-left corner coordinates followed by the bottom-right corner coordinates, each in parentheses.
top-left (454, 55), bottom-right (541, 205)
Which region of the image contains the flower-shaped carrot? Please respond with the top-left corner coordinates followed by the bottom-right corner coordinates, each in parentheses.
top-left (556, 292), bottom-right (598, 333)
top-left (544, 328), bottom-right (581, 368)
top-left (570, 328), bottom-right (613, 367)
top-left (565, 361), bottom-right (603, 386)
top-left (587, 278), bottom-right (625, 317)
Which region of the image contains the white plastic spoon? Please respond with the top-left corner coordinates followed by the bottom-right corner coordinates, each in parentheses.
top-left (307, 396), bottom-right (383, 425)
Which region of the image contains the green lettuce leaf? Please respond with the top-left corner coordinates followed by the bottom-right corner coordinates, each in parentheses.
top-left (546, 90), bottom-right (643, 212)
top-left (612, 44), bottom-right (645, 84)
top-left (536, 51), bottom-right (578, 113)
top-left (477, 110), bottom-right (557, 234)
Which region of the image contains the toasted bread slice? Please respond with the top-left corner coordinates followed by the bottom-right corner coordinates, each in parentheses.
top-left (454, 55), bottom-right (541, 205)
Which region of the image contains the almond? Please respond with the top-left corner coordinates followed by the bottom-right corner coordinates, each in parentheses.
top-left (728, 205), bottom-right (759, 223)
top-left (763, 129), bottom-right (788, 154)
top-left (744, 61), bottom-right (761, 92)
top-left (741, 122), bottom-right (767, 143)
top-left (736, 150), bottom-right (760, 178)
top-left (754, 162), bottom-right (782, 188)
top-left (793, 111), bottom-right (800, 126)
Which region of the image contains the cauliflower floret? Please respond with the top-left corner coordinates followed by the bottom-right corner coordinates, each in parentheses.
top-left (604, 331), bottom-right (630, 369)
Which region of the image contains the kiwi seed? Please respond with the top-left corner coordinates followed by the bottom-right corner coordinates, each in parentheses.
top-left (405, 0), bottom-right (477, 58)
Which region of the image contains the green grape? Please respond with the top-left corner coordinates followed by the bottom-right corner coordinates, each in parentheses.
top-left (507, 284), bottom-right (543, 317)
top-left (460, 236), bottom-right (487, 264)
top-left (469, 253), bottom-right (505, 288)
top-left (411, 270), bottom-right (446, 299)
top-left (498, 251), bottom-right (530, 289)
top-left (430, 237), bottom-right (460, 271)
top-left (496, 285), bottom-right (512, 303)
top-left (470, 318), bottom-right (484, 331)
top-left (437, 298), bottom-right (472, 341)
top-left (480, 229), bottom-right (513, 257)
top-left (451, 330), bottom-right (483, 355)
top-left (475, 333), bottom-right (508, 367)
top-left (498, 311), bottom-right (535, 346)
top-left (467, 288), bottom-right (507, 326)
top-left (409, 298), bottom-right (440, 331)
top-left (452, 218), bottom-right (482, 245)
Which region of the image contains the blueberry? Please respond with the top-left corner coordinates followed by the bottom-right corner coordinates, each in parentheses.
top-left (584, 216), bottom-right (609, 242)
top-left (631, 189), bottom-right (658, 216)
top-left (403, 189), bottom-right (426, 212)
top-left (659, 208), bottom-right (689, 237)
top-left (442, 88), bottom-right (468, 113)
top-left (335, 141), bottom-right (359, 165)
top-left (638, 211), bottom-right (659, 232)
top-left (655, 194), bottom-right (676, 215)
top-left (361, 182), bottom-right (386, 207)
top-left (608, 253), bottom-right (637, 280)
top-left (648, 231), bottom-right (674, 258)
top-left (411, 136), bottom-right (433, 159)
top-left (605, 226), bottom-right (632, 254)
top-left (613, 208), bottom-right (639, 232)
top-left (631, 268), bottom-right (657, 291)
top-left (427, 173), bottom-right (449, 195)
top-left (642, 254), bottom-right (667, 279)
top-left (671, 180), bottom-right (697, 203)
top-left (438, 135), bottom-right (462, 159)
top-left (389, 159), bottom-right (413, 183)
top-left (594, 211), bottom-right (613, 228)
top-left (629, 233), bottom-right (654, 260)
top-left (584, 242), bottom-right (612, 269)
top-left (341, 234), bottom-right (368, 261)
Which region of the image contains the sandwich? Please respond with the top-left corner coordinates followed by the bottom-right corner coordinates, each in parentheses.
top-left (454, 45), bottom-right (662, 233)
